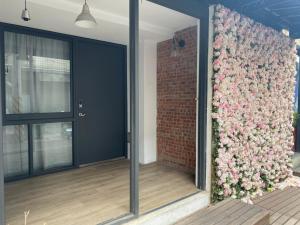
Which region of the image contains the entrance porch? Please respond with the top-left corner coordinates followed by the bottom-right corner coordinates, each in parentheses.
top-left (5, 160), bottom-right (197, 225)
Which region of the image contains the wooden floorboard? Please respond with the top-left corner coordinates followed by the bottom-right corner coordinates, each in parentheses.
top-left (5, 159), bottom-right (197, 225)
top-left (254, 187), bottom-right (300, 225)
top-left (175, 198), bottom-right (269, 225)
top-left (177, 187), bottom-right (300, 225)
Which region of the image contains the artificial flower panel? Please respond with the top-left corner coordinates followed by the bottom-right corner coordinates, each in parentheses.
top-left (212, 5), bottom-right (297, 201)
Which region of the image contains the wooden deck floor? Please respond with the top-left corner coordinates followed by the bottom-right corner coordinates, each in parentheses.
top-left (176, 187), bottom-right (300, 225)
top-left (254, 187), bottom-right (300, 225)
top-left (175, 198), bottom-right (269, 225)
top-left (5, 159), bottom-right (197, 225)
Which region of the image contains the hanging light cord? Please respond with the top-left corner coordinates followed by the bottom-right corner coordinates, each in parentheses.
top-left (25, 0), bottom-right (27, 9)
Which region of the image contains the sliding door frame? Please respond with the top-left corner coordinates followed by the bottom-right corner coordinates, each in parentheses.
top-left (0, 0), bottom-right (210, 224)
top-left (129, 0), bottom-right (139, 215)
top-left (126, 0), bottom-right (210, 222)
top-left (147, 0), bottom-right (209, 190)
top-left (0, 23), bottom-right (4, 225)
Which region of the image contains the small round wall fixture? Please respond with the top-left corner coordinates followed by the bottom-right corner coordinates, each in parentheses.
top-left (170, 34), bottom-right (186, 57)
top-left (75, 0), bottom-right (97, 28)
top-left (21, 0), bottom-right (31, 21)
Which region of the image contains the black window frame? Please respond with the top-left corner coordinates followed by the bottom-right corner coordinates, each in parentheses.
top-left (3, 119), bottom-right (75, 183)
top-left (1, 25), bottom-right (74, 123)
top-left (0, 24), bottom-right (75, 182)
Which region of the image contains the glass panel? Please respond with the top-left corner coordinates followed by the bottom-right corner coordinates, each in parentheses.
top-left (139, 2), bottom-right (199, 213)
top-left (4, 31), bottom-right (71, 114)
top-left (3, 125), bottom-right (28, 178)
top-left (33, 122), bottom-right (72, 172)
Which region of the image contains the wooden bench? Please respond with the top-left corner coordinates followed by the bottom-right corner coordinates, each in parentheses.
top-left (175, 198), bottom-right (270, 225)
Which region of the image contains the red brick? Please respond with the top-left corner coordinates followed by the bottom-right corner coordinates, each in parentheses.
top-left (157, 26), bottom-right (197, 173)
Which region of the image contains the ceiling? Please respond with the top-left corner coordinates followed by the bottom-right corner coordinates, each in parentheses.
top-left (0, 0), bottom-right (198, 45)
top-left (1, 0), bottom-right (300, 44)
top-left (217, 0), bottom-right (300, 38)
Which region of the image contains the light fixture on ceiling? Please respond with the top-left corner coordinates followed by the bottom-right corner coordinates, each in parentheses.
top-left (171, 34), bottom-right (185, 57)
top-left (21, 0), bottom-right (31, 22)
top-left (75, 0), bottom-right (97, 28)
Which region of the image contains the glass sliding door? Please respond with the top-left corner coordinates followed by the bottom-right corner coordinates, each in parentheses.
top-left (139, 1), bottom-right (199, 213)
top-left (4, 31), bottom-right (71, 114)
top-left (32, 122), bottom-right (73, 172)
top-left (3, 125), bottom-right (28, 179)
top-left (2, 18), bottom-right (130, 224)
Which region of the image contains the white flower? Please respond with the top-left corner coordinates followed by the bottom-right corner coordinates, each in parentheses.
top-left (212, 4), bottom-right (296, 201)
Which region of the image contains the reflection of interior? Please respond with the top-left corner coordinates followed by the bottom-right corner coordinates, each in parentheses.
top-left (5, 32), bottom-right (71, 114)
top-left (3, 123), bottom-right (73, 178)
top-left (33, 123), bottom-right (73, 171)
top-left (156, 25), bottom-right (198, 174)
top-left (1, 0), bottom-right (200, 224)
top-left (3, 126), bottom-right (28, 178)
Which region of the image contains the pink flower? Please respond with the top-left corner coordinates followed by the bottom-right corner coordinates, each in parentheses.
top-left (212, 4), bottom-right (296, 200)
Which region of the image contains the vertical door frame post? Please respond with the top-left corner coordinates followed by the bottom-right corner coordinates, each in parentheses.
top-left (197, 3), bottom-right (209, 190)
top-left (0, 25), bottom-right (5, 225)
top-left (295, 49), bottom-right (300, 153)
top-left (129, 0), bottom-right (139, 215)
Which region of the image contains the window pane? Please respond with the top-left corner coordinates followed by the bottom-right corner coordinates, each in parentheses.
top-left (3, 125), bottom-right (28, 178)
top-left (4, 31), bottom-right (71, 114)
top-left (33, 122), bottom-right (72, 172)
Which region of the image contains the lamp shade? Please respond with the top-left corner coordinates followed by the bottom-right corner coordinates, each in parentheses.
top-left (21, 0), bottom-right (30, 21)
top-left (21, 8), bottom-right (30, 21)
top-left (75, 2), bottom-right (97, 28)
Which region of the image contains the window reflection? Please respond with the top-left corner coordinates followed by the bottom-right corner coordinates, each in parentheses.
top-left (3, 125), bottom-right (28, 178)
top-left (32, 122), bottom-right (73, 172)
top-left (4, 32), bottom-right (71, 114)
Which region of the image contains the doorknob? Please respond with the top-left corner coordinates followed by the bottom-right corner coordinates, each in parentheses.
top-left (79, 112), bottom-right (86, 117)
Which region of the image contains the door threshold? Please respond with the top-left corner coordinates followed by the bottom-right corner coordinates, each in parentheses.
top-left (79, 157), bottom-right (127, 168)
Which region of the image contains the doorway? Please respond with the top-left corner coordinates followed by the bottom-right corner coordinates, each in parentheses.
top-left (74, 40), bottom-right (127, 165)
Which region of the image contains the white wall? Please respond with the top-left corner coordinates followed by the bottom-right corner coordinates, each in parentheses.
top-left (138, 40), bottom-right (157, 164)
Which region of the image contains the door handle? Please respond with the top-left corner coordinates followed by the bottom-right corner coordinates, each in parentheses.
top-left (79, 112), bottom-right (86, 117)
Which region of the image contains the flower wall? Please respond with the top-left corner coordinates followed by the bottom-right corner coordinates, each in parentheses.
top-left (212, 5), bottom-right (297, 201)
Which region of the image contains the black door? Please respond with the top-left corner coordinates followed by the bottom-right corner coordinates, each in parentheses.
top-left (75, 40), bottom-right (126, 165)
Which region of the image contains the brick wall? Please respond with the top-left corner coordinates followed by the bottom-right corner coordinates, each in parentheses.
top-left (157, 26), bottom-right (197, 173)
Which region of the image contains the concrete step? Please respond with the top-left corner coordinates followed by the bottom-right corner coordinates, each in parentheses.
top-left (293, 152), bottom-right (300, 168)
top-left (294, 165), bottom-right (300, 177)
top-left (293, 152), bottom-right (300, 176)
top-left (117, 192), bottom-right (210, 225)
top-left (174, 198), bottom-right (270, 225)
